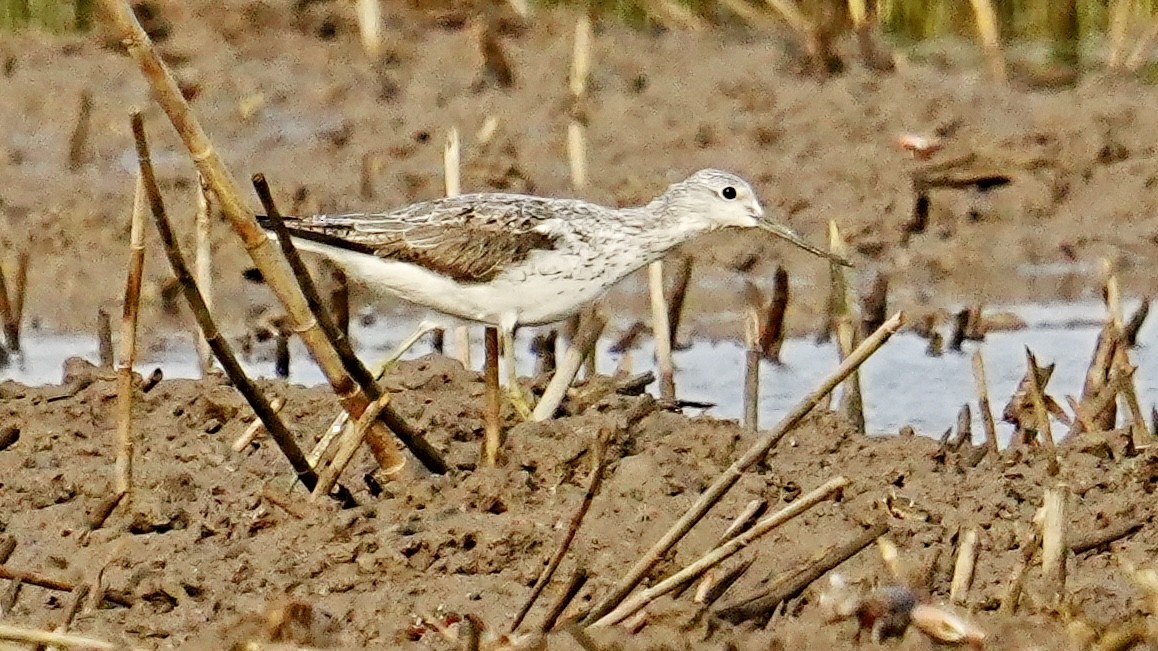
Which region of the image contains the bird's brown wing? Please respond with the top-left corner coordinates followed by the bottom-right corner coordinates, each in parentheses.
top-left (266, 194), bottom-right (561, 284)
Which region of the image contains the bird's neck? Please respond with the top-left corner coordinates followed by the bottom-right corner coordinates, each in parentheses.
top-left (629, 197), bottom-right (714, 261)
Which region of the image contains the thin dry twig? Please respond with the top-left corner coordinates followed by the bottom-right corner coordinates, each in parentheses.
top-left (592, 476), bottom-right (849, 627)
top-left (512, 433), bottom-right (610, 632)
top-left (482, 327), bottom-right (501, 466)
top-left (0, 565), bottom-right (132, 608)
top-left (715, 520), bottom-right (890, 625)
top-left (583, 313), bottom-right (905, 625)
top-left (0, 624), bottom-right (116, 651)
top-left (829, 221), bottom-right (864, 433)
top-left (232, 396), bottom-right (286, 452)
top-left (1040, 486), bottom-right (1068, 603)
top-left (97, 0), bottom-right (432, 476)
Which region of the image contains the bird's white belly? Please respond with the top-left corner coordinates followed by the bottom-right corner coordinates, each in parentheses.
top-left (290, 239), bottom-right (617, 327)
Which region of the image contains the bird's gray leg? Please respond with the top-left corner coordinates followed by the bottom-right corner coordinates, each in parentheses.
top-left (500, 313), bottom-right (534, 420)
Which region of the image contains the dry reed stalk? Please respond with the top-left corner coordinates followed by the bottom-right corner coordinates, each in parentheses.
top-left (967, 0), bottom-right (1006, 82)
top-left (542, 568), bottom-right (589, 633)
top-left (665, 256), bottom-right (692, 350)
top-left (0, 259), bottom-right (15, 352)
top-left (232, 396), bottom-right (285, 452)
top-left (591, 476), bottom-right (849, 628)
top-left (583, 312), bottom-right (905, 625)
top-left (97, 308), bottom-right (113, 367)
top-left (360, 152), bottom-right (378, 200)
top-left (328, 264), bottom-right (350, 338)
top-left (649, 261), bottom-right (676, 401)
top-left (0, 624), bottom-right (116, 651)
top-left (759, 266), bottom-right (789, 363)
top-left (98, 0), bottom-right (435, 476)
top-left (482, 327), bottom-right (501, 466)
top-left (355, 0), bottom-right (382, 60)
top-left (1078, 323), bottom-right (1120, 433)
top-left (860, 272), bottom-right (887, 335)
top-left (194, 174), bottom-right (213, 375)
top-left (567, 16), bottom-right (591, 193)
top-left (743, 284), bottom-right (761, 432)
top-left (252, 175), bottom-right (413, 483)
top-left (66, 90), bottom-right (93, 171)
top-left (1106, 0), bottom-right (1132, 69)
top-left (949, 528), bottom-right (978, 605)
top-left (715, 520), bottom-right (889, 625)
top-left (443, 127), bottom-right (471, 369)
top-left (9, 252), bottom-right (26, 349)
top-left (512, 434), bottom-right (609, 632)
top-left (315, 392), bottom-right (393, 494)
top-left (846, 0), bottom-right (866, 28)
top-left (570, 14), bottom-right (592, 99)
top-left (828, 222), bottom-right (864, 433)
top-left (1023, 348), bottom-right (1059, 475)
top-left (0, 565), bottom-right (132, 608)
top-left (113, 172), bottom-right (147, 504)
top-left (1067, 365), bottom-right (1134, 438)
top-left (39, 583), bottom-right (90, 651)
top-left (131, 114), bottom-right (331, 500)
top-left (273, 330), bottom-right (290, 378)
top-left (1105, 263), bottom-right (1124, 329)
top-left (532, 311), bottom-right (606, 421)
top-left (1040, 486), bottom-right (1069, 603)
top-left (1123, 298), bottom-right (1149, 347)
top-left (972, 351), bottom-right (999, 455)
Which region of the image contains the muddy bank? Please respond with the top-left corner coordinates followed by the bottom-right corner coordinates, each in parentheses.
top-left (2, 1), bottom-right (1158, 354)
top-left (0, 354), bottom-right (1154, 648)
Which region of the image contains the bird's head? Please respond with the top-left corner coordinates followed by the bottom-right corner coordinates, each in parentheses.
top-left (663, 169), bottom-right (851, 266)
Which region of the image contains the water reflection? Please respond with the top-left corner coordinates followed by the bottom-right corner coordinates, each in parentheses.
top-left (2, 301), bottom-right (1152, 445)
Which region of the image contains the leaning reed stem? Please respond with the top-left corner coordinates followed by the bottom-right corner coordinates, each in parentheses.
top-left (96, 0), bottom-right (427, 476)
top-left (115, 172), bottom-right (147, 498)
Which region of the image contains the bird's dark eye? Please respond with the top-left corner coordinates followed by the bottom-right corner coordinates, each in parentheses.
top-left (721, 186), bottom-right (737, 200)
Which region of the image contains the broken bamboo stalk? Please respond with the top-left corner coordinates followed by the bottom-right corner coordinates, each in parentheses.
top-left (968, 0), bottom-right (1007, 81)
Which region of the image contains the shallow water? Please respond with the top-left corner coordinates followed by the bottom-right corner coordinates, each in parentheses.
top-left (2, 300), bottom-right (1153, 445)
